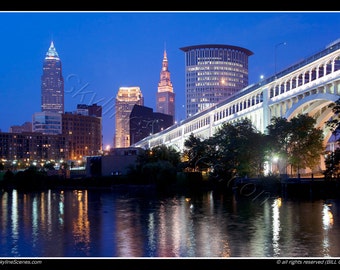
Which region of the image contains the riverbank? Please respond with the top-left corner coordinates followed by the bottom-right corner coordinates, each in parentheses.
top-left (0, 170), bottom-right (212, 193)
top-left (1, 170), bottom-right (340, 199)
top-left (233, 177), bottom-right (340, 200)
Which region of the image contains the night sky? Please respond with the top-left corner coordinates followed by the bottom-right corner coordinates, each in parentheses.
top-left (1, 11), bottom-right (340, 147)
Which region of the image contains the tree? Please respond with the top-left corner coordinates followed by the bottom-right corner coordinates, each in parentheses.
top-left (324, 149), bottom-right (340, 179)
top-left (289, 114), bottom-right (324, 174)
top-left (266, 116), bottom-right (291, 174)
top-left (182, 133), bottom-right (209, 172)
top-left (267, 114), bottom-right (324, 176)
top-left (324, 98), bottom-right (340, 179)
top-left (132, 144), bottom-right (181, 184)
top-left (326, 98), bottom-right (340, 133)
top-left (208, 118), bottom-right (268, 180)
top-left (148, 144), bottom-right (181, 167)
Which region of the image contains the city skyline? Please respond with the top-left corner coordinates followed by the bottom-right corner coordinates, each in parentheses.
top-left (1, 11), bottom-right (340, 147)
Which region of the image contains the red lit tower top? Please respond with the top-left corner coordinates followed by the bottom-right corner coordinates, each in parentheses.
top-left (156, 49), bottom-right (175, 123)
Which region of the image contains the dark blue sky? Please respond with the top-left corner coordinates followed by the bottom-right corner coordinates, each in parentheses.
top-left (1, 11), bottom-right (340, 147)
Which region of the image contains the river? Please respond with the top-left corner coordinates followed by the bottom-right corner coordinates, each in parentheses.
top-left (0, 186), bottom-right (339, 258)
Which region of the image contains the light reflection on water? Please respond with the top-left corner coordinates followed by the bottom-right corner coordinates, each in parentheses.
top-left (0, 188), bottom-right (340, 257)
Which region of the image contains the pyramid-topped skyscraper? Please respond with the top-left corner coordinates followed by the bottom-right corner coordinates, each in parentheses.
top-left (41, 41), bottom-right (64, 114)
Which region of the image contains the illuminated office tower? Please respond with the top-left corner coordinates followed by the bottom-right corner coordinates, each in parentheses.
top-left (41, 41), bottom-right (64, 114)
top-left (114, 87), bottom-right (144, 148)
top-left (180, 44), bottom-right (253, 118)
top-left (156, 49), bottom-right (175, 122)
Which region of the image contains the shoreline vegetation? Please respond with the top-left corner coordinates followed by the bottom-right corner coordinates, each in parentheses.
top-left (1, 169), bottom-right (340, 200)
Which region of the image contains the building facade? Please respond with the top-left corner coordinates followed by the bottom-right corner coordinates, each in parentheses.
top-left (156, 50), bottom-right (175, 122)
top-left (41, 41), bottom-right (64, 114)
top-left (76, 103), bottom-right (102, 117)
top-left (32, 111), bottom-right (62, 135)
top-left (180, 44), bottom-right (253, 117)
top-left (62, 112), bottom-right (102, 161)
top-left (10, 122), bottom-right (32, 133)
top-left (114, 87), bottom-right (144, 148)
top-left (2, 107), bottom-right (102, 164)
top-left (129, 104), bottom-right (173, 145)
top-left (0, 132), bottom-right (67, 166)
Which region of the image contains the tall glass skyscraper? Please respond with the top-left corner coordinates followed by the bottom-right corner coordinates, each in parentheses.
top-left (41, 41), bottom-right (64, 114)
top-left (180, 44), bottom-right (253, 118)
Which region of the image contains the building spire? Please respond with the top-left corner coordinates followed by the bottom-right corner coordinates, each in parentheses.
top-left (156, 45), bottom-right (175, 121)
top-left (163, 49), bottom-right (167, 61)
top-left (162, 48), bottom-right (168, 71)
top-left (45, 41), bottom-right (60, 60)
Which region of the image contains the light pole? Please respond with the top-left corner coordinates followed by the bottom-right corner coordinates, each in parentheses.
top-left (274, 42), bottom-right (287, 78)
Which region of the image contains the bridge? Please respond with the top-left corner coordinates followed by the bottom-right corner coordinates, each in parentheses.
top-left (132, 40), bottom-right (340, 156)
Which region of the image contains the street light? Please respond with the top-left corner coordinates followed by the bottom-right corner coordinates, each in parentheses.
top-left (274, 42), bottom-right (287, 78)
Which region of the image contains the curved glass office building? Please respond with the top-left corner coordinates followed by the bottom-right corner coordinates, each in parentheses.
top-left (180, 44), bottom-right (253, 118)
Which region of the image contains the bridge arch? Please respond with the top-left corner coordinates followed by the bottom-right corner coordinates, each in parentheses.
top-left (284, 92), bottom-right (339, 144)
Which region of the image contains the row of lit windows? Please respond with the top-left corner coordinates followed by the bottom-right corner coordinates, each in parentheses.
top-left (187, 73), bottom-right (246, 84)
top-left (188, 65), bottom-right (245, 72)
top-left (196, 61), bottom-right (245, 68)
top-left (186, 48), bottom-right (249, 66)
top-left (197, 71), bottom-right (238, 77)
top-left (196, 76), bottom-right (240, 82)
top-left (187, 88), bottom-right (236, 97)
top-left (194, 82), bottom-right (236, 88)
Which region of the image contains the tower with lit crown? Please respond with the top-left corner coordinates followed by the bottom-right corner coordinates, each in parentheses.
top-left (41, 41), bottom-right (64, 114)
top-left (114, 86), bottom-right (144, 148)
top-left (156, 49), bottom-right (175, 122)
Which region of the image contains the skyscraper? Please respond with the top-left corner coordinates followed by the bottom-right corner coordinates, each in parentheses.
top-left (156, 49), bottom-right (175, 122)
top-left (180, 44), bottom-right (253, 118)
top-left (41, 41), bottom-right (64, 114)
top-left (114, 87), bottom-right (144, 148)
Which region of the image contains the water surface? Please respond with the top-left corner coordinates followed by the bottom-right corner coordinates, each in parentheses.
top-left (0, 187), bottom-right (339, 257)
